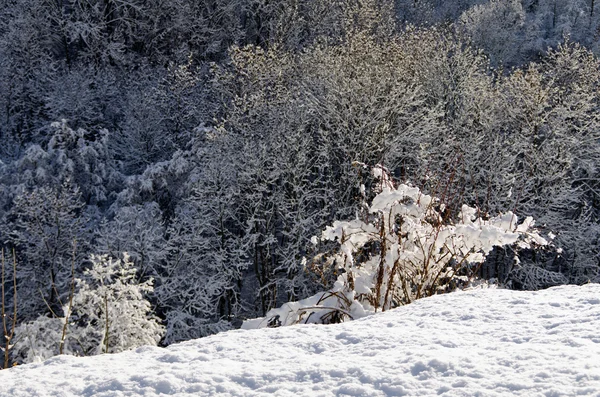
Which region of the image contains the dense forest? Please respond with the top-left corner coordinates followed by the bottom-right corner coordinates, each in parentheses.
top-left (1, 0), bottom-right (599, 365)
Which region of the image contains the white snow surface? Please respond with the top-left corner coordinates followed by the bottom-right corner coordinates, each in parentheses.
top-left (2, 284), bottom-right (600, 397)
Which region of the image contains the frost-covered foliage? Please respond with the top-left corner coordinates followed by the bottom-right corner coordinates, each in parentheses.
top-left (2, 0), bottom-right (600, 354)
top-left (2, 184), bottom-right (91, 321)
top-left (96, 203), bottom-right (166, 280)
top-left (458, 0), bottom-right (525, 65)
top-left (73, 254), bottom-right (164, 355)
top-left (13, 254), bottom-right (164, 363)
top-left (243, 166), bottom-right (548, 328)
top-left (12, 315), bottom-right (65, 364)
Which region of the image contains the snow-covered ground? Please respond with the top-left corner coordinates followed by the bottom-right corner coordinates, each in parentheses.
top-left (2, 284), bottom-right (600, 397)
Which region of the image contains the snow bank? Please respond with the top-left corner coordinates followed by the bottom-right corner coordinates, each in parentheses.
top-left (2, 284), bottom-right (600, 396)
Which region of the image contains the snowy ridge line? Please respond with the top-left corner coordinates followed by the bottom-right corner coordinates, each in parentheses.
top-left (1, 284), bottom-right (600, 397)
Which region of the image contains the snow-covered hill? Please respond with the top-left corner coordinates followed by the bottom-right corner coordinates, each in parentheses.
top-left (2, 285), bottom-right (600, 397)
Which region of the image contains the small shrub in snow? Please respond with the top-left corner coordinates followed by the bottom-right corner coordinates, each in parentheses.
top-left (13, 254), bottom-right (164, 363)
top-left (73, 254), bottom-right (164, 354)
top-left (243, 166), bottom-right (548, 329)
top-left (13, 316), bottom-right (65, 364)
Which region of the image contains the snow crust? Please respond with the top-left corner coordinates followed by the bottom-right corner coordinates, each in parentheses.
top-left (2, 284), bottom-right (600, 396)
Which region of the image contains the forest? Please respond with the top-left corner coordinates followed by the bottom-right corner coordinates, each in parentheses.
top-left (1, 0), bottom-right (599, 365)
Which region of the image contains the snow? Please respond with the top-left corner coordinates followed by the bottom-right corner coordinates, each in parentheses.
top-left (2, 284), bottom-right (600, 397)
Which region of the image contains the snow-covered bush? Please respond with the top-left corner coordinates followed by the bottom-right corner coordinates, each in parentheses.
top-left (243, 166), bottom-right (548, 329)
top-left (12, 315), bottom-right (66, 364)
top-left (13, 254), bottom-right (164, 363)
top-left (73, 254), bottom-right (164, 355)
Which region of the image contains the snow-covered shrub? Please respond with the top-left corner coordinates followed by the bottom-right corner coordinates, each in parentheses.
top-left (13, 254), bottom-right (164, 363)
top-left (243, 166), bottom-right (548, 329)
top-left (12, 315), bottom-right (66, 364)
top-left (73, 254), bottom-right (164, 355)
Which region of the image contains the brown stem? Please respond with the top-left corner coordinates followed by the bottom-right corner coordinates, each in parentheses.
top-left (2, 249), bottom-right (18, 369)
top-left (59, 241), bottom-right (77, 355)
top-left (2, 248), bottom-right (7, 369)
top-left (104, 291), bottom-right (109, 354)
top-left (374, 214), bottom-right (387, 312)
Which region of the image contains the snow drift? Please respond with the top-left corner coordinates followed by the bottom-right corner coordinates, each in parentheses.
top-left (1, 284), bottom-right (600, 396)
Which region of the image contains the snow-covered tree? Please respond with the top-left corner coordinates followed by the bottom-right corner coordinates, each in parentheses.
top-left (0, 0), bottom-right (55, 142)
top-left (13, 254), bottom-right (164, 362)
top-left (157, 145), bottom-right (247, 343)
top-left (501, 42), bottom-right (600, 286)
top-left (459, 0), bottom-right (526, 66)
top-left (4, 119), bottom-right (121, 208)
top-left (72, 254), bottom-right (164, 355)
top-left (2, 183), bottom-right (91, 321)
top-left (96, 202), bottom-right (166, 281)
top-left (521, 0), bottom-right (595, 60)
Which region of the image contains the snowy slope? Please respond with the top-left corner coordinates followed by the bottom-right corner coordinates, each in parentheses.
top-left (2, 285), bottom-right (600, 397)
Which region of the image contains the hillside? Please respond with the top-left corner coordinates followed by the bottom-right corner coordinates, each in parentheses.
top-left (1, 284), bottom-right (599, 397)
